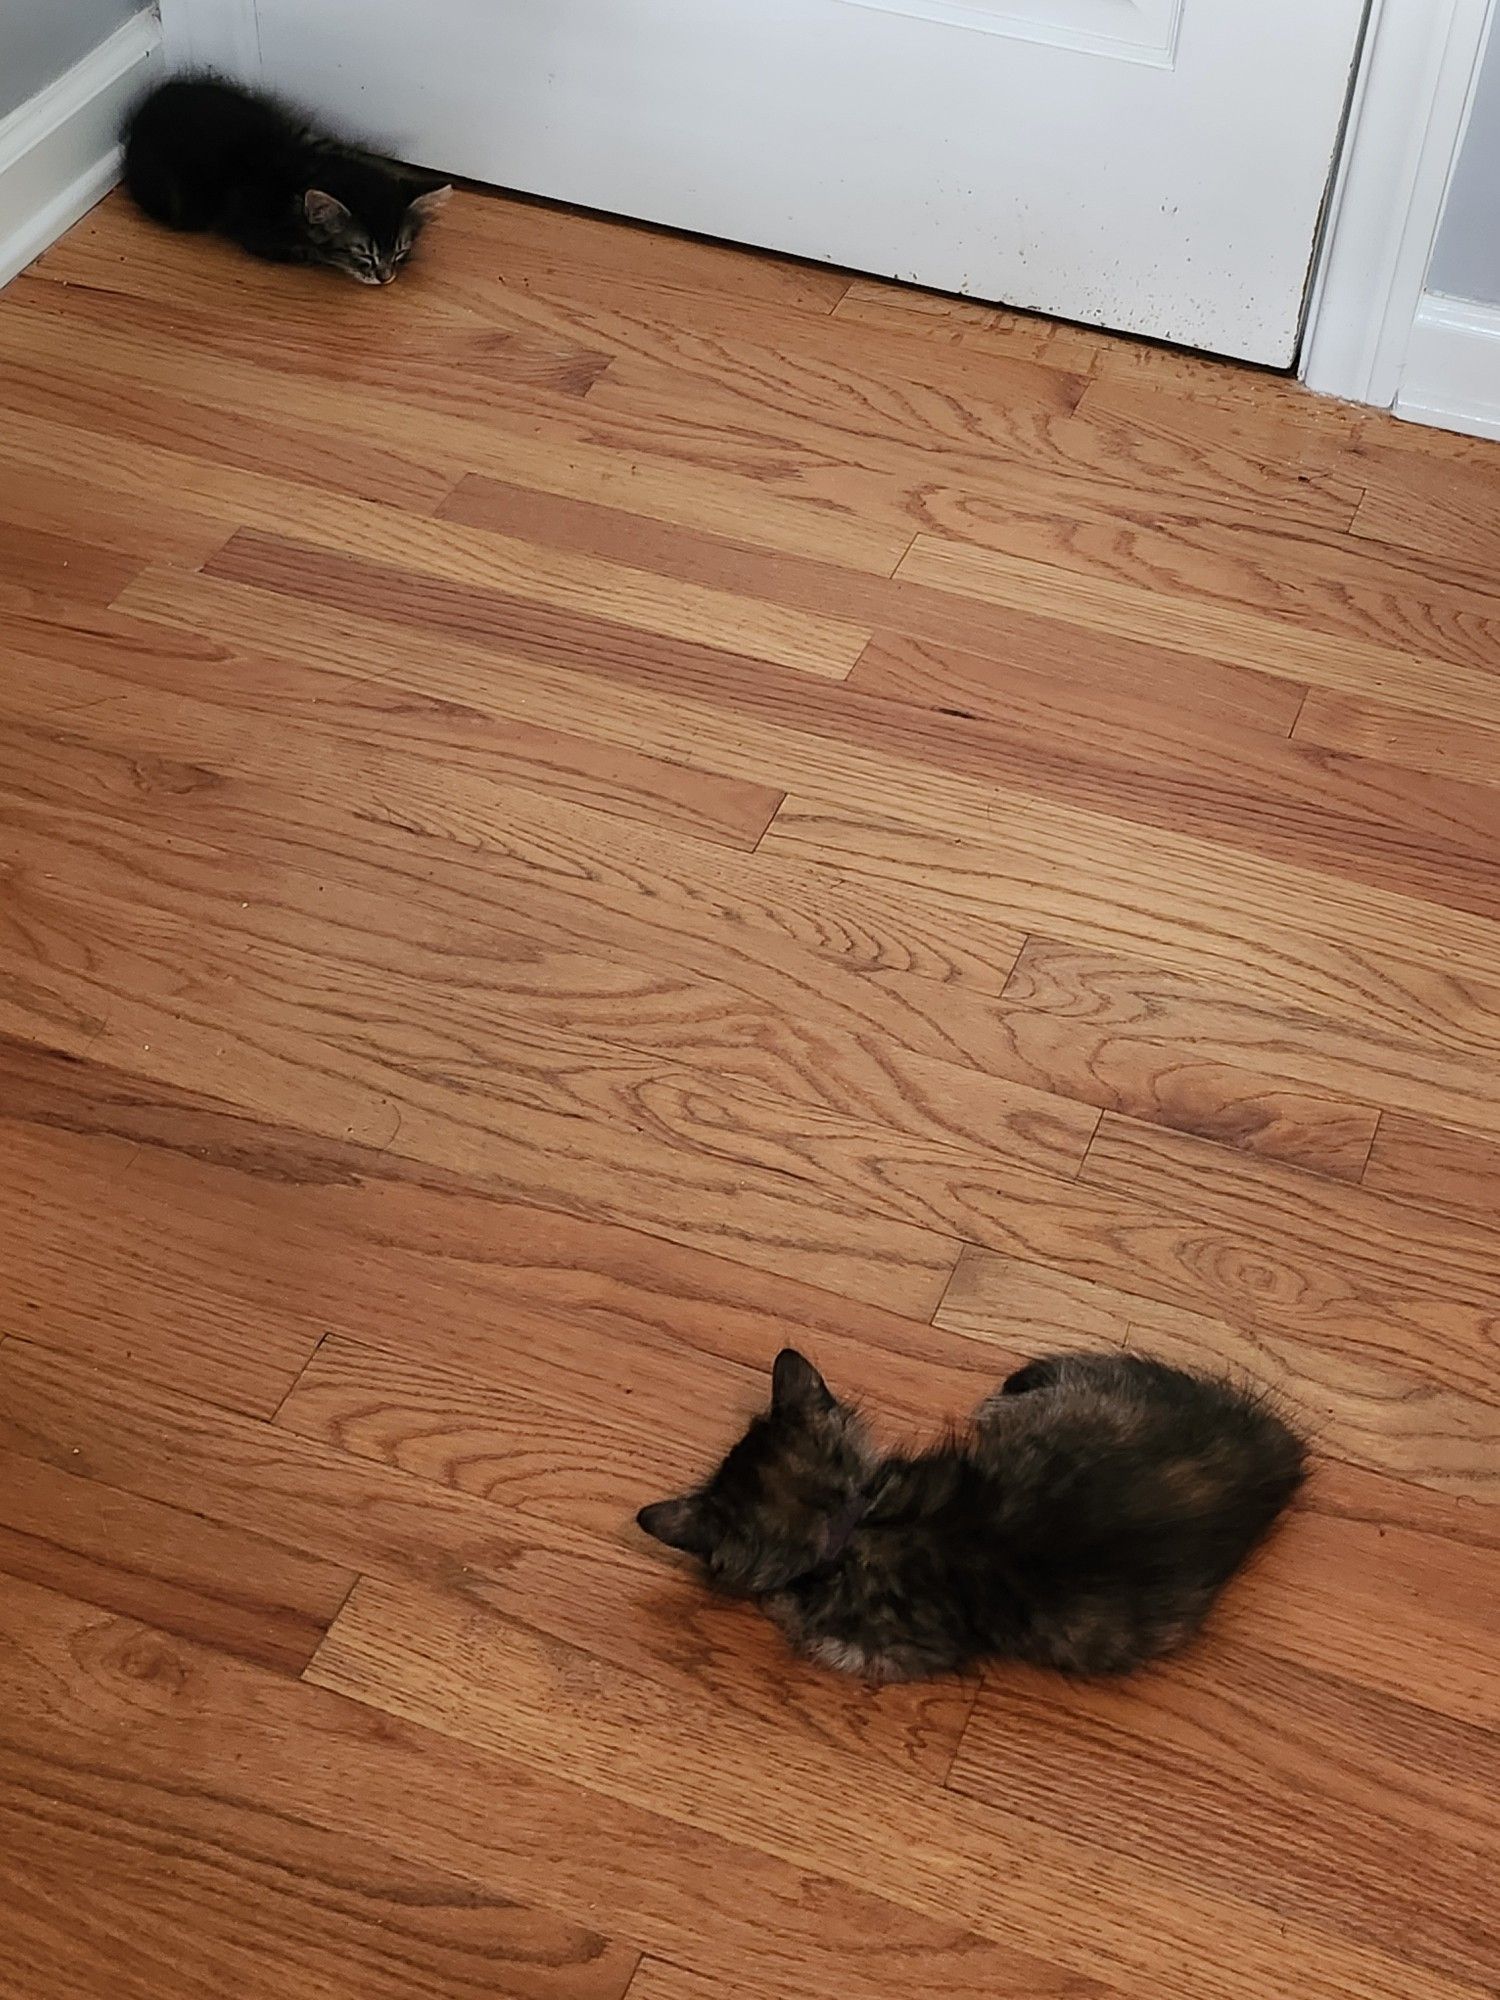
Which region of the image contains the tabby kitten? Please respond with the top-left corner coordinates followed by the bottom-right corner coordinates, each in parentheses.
top-left (639, 1348), bottom-right (1305, 1682)
top-left (123, 77), bottom-right (450, 282)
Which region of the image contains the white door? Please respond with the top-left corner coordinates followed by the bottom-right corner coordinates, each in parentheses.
top-left (247, 0), bottom-right (1370, 364)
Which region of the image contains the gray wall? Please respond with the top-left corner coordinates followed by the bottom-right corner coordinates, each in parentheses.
top-left (1430, 18), bottom-right (1500, 306)
top-left (0, 0), bottom-right (146, 119)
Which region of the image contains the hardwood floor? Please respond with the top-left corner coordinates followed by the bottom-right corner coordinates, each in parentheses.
top-left (1, 187), bottom-right (1497, 2000)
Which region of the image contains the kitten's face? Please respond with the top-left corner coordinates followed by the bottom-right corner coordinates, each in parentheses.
top-left (302, 183), bottom-right (451, 283)
top-left (638, 1351), bottom-right (874, 1595)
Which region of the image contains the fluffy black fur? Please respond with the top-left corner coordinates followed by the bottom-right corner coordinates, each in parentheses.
top-left (639, 1348), bottom-right (1306, 1682)
top-left (122, 77), bottom-right (450, 282)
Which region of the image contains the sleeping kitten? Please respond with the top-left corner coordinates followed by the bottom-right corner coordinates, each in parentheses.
top-left (123, 77), bottom-right (450, 282)
top-left (639, 1348), bottom-right (1305, 1682)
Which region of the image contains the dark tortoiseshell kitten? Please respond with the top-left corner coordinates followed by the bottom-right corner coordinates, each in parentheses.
top-left (123, 77), bottom-right (450, 282)
top-left (639, 1348), bottom-right (1305, 1682)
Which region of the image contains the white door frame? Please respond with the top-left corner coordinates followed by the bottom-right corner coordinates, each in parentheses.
top-left (160, 0), bottom-right (1495, 410)
top-left (1299, 0), bottom-right (1495, 405)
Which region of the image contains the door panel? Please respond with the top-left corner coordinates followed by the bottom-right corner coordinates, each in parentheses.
top-left (252, 0), bottom-right (1369, 363)
top-left (844, 0), bottom-right (1182, 66)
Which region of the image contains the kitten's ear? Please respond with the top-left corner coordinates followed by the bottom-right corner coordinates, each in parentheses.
top-left (772, 1347), bottom-right (835, 1418)
top-left (636, 1497), bottom-right (713, 1556)
top-left (303, 188), bottom-right (351, 230)
top-left (405, 183), bottom-right (452, 225)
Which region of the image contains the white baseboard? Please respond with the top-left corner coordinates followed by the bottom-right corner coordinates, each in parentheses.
top-left (0, 10), bottom-right (165, 292)
top-left (1394, 291), bottom-right (1500, 442)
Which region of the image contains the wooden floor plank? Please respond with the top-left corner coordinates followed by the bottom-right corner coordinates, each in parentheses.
top-left (949, 1643), bottom-right (1497, 1990)
top-left (845, 624), bottom-right (1306, 739)
top-left (113, 556), bottom-right (1500, 972)
top-left (0, 283), bottom-right (910, 574)
top-left (0, 1114), bottom-right (325, 1416)
top-left (897, 531), bottom-right (1500, 726)
top-left (1076, 1117), bottom-right (1500, 1401)
top-left (0, 1449), bottom-right (353, 1675)
top-left (1293, 684), bottom-right (1500, 789)
top-left (0, 605), bottom-right (786, 853)
top-left (0, 519), bottom-right (142, 617)
top-left (1349, 439), bottom-right (1500, 580)
top-left (0, 1041), bottom-right (1000, 1426)
top-left (276, 1334), bottom-right (977, 1783)
top-left (1361, 1110), bottom-right (1500, 1227)
top-left (993, 934), bottom-right (1500, 1145)
top-left (0, 817), bottom-right (966, 1316)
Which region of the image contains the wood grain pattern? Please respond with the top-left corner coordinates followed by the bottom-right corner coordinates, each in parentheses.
top-left (1293, 684), bottom-right (1500, 789)
top-left (0, 1735), bottom-right (639, 2000)
top-left (0, 1576), bottom-right (1065, 2000)
top-left (0, 519), bottom-right (141, 617)
top-left (0, 1449), bottom-right (353, 1675)
top-left (1077, 1117), bottom-right (1500, 1409)
top-left (4, 182), bottom-right (1500, 2000)
top-left (949, 1644), bottom-right (1498, 1988)
top-left (897, 531), bottom-right (1500, 727)
top-left (0, 1115), bottom-right (327, 1416)
top-left (1349, 438), bottom-right (1500, 579)
top-left (307, 1575), bottom-right (1484, 2000)
top-left (846, 624), bottom-right (1307, 738)
top-left (1361, 1111), bottom-right (1500, 1227)
top-left (279, 1335), bottom-right (977, 1783)
top-left (0, 601), bottom-right (785, 852)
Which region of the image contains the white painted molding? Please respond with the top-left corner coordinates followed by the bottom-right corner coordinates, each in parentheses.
top-left (1394, 291), bottom-right (1500, 441)
top-left (1300, 0), bottom-right (1494, 406)
top-left (0, 9), bottom-right (164, 292)
top-left (156, 0), bottom-right (262, 78)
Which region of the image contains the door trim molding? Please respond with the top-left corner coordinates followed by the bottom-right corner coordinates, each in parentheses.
top-left (1300, 0), bottom-right (1494, 405)
top-left (1394, 291), bottom-right (1500, 441)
